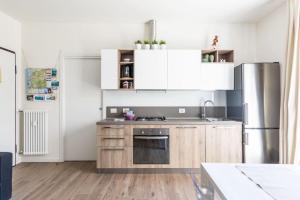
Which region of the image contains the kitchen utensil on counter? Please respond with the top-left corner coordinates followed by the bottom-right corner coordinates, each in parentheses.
top-left (125, 110), bottom-right (135, 120)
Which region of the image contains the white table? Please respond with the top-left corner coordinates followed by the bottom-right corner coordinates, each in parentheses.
top-left (201, 163), bottom-right (300, 200)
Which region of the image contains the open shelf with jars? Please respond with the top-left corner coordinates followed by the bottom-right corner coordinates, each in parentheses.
top-left (119, 50), bottom-right (134, 89)
top-left (201, 50), bottom-right (234, 63)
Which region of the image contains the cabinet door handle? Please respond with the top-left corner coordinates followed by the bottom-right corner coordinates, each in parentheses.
top-left (176, 126), bottom-right (197, 129)
top-left (102, 137), bottom-right (125, 140)
top-left (243, 103), bottom-right (248, 125)
top-left (102, 126), bottom-right (124, 129)
top-left (243, 132), bottom-right (249, 145)
top-left (212, 126), bottom-right (235, 129)
top-left (101, 147), bottom-right (125, 151)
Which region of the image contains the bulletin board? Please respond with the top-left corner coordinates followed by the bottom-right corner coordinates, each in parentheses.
top-left (25, 68), bottom-right (59, 101)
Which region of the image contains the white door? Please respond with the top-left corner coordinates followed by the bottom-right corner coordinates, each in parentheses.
top-left (135, 50), bottom-right (167, 89)
top-left (168, 50), bottom-right (201, 89)
top-left (101, 49), bottom-right (118, 89)
top-left (201, 63), bottom-right (234, 90)
top-left (0, 49), bottom-right (16, 165)
top-left (64, 58), bottom-right (101, 160)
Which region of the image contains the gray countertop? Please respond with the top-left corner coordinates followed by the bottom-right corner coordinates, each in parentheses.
top-left (96, 118), bottom-right (242, 125)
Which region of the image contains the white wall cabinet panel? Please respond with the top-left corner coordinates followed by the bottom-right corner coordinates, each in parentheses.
top-left (201, 63), bottom-right (234, 90)
top-left (101, 49), bottom-right (118, 89)
top-left (134, 50), bottom-right (168, 90)
top-left (168, 50), bottom-right (202, 89)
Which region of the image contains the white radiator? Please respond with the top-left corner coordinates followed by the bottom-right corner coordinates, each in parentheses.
top-left (23, 110), bottom-right (48, 155)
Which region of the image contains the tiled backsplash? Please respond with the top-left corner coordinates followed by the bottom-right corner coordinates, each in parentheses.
top-left (106, 106), bottom-right (226, 119)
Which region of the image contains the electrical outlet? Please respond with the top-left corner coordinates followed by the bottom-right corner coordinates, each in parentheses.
top-left (178, 108), bottom-right (186, 114)
top-left (110, 108), bottom-right (117, 114)
top-left (123, 108), bottom-right (130, 113)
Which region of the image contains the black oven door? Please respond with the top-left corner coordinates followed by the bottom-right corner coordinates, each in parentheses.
top-left (133, 135), bottom-right (169, 164)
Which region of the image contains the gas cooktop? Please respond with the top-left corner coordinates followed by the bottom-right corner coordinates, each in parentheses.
top-left (135, 116), bottom-right (166, 121)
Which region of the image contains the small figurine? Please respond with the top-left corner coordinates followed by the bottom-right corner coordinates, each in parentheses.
top-left (212, 35), bottom-right (219, 49)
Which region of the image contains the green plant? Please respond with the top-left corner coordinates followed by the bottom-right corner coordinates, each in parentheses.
top-left (152, 40), bottom-right (158, 45)
top-left (143, 40), bottom-right (150, 45)
top-left (159, 40), bottom-right (166, 45)
top-left (135, 40), bottom-right (142, 44)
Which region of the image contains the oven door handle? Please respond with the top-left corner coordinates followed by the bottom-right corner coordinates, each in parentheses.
top-left (134, 136), bottom-right (169, 140)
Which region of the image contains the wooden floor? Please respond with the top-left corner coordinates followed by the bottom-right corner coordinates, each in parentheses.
top-left (13, 162), bottom-right (198, 200)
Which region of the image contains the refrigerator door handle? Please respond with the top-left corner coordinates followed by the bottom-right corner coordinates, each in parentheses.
top-left (243, 103), bottom-right (248, 125)
top-left (243, 132), bottom-right (249, 145)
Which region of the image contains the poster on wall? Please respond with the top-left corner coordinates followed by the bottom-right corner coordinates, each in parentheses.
top-left (25, 68), bottom-right (59, 102)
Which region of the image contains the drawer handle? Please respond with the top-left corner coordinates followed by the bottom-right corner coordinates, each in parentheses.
top-left (101, 148), bottom-right (125, 151)
top-left (102, 137), bottom-right (125, 140)
top-left (102, 126), bottom-right (124, 129)
top-left (176, 126), bottom-right (197, 129)
top-left (212, 126), bottom-right (235, 129)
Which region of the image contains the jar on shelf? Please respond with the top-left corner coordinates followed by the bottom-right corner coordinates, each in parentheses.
top-left (122, 81), bottom-right (129, 89)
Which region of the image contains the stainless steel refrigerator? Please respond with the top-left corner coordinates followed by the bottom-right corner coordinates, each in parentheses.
top-left (226, 63), bottom-right (280, 163)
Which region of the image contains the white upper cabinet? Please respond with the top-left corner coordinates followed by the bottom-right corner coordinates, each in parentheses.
top-left (168, 50), bottom-right (202, 89)
top-left (101, 49), bottom-right (118, 89)
top-left (100, 49), bottom-right (234, 91)
top-left (134, 50), bottom-right (168, 90)
top-left (200, 63), bottom-right (234, 90)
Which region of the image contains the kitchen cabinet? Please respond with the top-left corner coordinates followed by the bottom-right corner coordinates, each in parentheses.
top-left (101, 49), bottom-right (235, 91)
top-left (97, 147), bottom-right (131, 168)
top-left (96, 123), bottom-right (242, 171)
top-left (170, 125), bottom-right (205, 168)
top-left (168, 50), bottom-right (202, 89)
top-left (205, 125), bottom-right (242, 163)
top-left (200, 63), bottom-right (234, 90)
top-left (101, 49), bottom-right (118, 89)
top-left (97, 135), bottom-right (131, 147)
top-left (134, 50), bottom-right (168, 89)
top-left (97, 125), bottom-right (132, 168)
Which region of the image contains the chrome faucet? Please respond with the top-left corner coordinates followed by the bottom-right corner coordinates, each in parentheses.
top-left (202, 100), bottom-right (214, 119)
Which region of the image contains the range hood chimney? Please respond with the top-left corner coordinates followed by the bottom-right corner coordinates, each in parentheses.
top-left (145, 19), bottom-right (157, 41)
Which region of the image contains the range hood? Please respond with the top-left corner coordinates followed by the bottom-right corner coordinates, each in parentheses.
top-left (145, 19), bottom-right (157, 41)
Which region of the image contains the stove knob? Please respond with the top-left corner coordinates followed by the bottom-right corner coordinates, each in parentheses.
top-left (159, 131), bottom-right (162, 134)
top-left (141, 131), bottom-right (144, 134)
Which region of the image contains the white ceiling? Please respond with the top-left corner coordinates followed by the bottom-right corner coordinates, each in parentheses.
top-left (0, 0), bottom-right (286, 23)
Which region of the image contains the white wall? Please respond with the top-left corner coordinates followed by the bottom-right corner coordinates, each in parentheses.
top-left (21, 21), bottom-right (257, 161)
top-left (256, 2), bottom-right (288, 73)
top-left (0, 11), bottom-right (22, 163)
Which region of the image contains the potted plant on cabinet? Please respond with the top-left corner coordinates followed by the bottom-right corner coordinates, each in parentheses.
top-left (151, 40), bottom-right (159, 49)
top-left (160, 40), bottom-right (167, 49)
top-left (143, 40), bottom-right (150, 50)
top-left (135, 40), bottom-right (142, 49)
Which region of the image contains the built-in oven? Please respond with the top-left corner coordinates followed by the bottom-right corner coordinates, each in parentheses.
top-left (133, 128), bottom-right (169, 164)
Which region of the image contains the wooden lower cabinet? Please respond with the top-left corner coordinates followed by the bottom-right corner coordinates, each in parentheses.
top-left (97, 135), bottom-right (131, 147)
top-left (97, 125), bottom-right (130, 137)
top-left (97, 147), bottom-right (132, 168)
top-left (169, 125), bottom-right (206, 168)
top-left (97, 125), bottom-right (132, 168)
top-left (205, 125), bottom-right (242, 163)
top-left (96, 124), bottom-right (242, 170)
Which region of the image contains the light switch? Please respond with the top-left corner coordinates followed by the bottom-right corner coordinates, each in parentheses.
top-left (179, 108), bottom-right (186, 114)
top-left (110, 108), bottom-right (117, 114)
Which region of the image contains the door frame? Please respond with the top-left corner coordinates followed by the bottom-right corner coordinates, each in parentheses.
top-left (0, 46), bottom-right (17, 165)
top-left (60, 55), bottom-right (101, 161)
